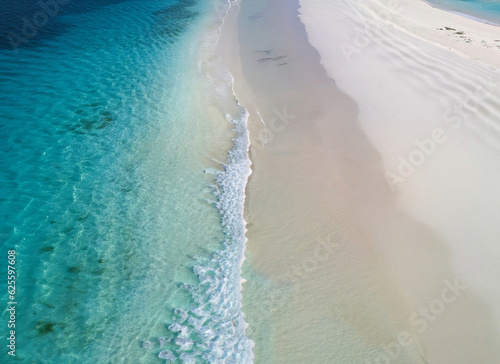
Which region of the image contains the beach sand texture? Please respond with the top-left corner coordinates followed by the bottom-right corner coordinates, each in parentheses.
top-left (217, 0), bottom-right (500, 362)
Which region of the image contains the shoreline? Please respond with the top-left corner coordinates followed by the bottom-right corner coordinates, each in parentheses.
top-left (220, 0), bottom-right (459, 361)
top-left (361, 0), bottom-right (500, 69)
top-left (421, 0), bottom-right (500, 27)
top-left (447, 10), bottom-right (500, 27)
top-left (212, 0), bottom-right (500, 361)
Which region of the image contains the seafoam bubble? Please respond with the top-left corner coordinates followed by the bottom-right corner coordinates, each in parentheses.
top-left (199, 326), bottom-right (216, 341)
top-left (174, 308), bottom-right (188, 323)
top-left (191, 307), bottom-right (204, 317)
top-left (142, 340), bottom-right (154, 349)
top-left (168, 322), bottom-right (182, 333)
top-left (175, 337), bottom-right (194, 351)
top-left (188, 316), bottom-right (203, 330)
top-left (179, 353), bottom-right (196, 363)
top-left (192, 265), bottom-right (205, 276)
top-left (158, 349), bottom-right (176, 361)
top-left (158, 336), bottom-right (170, 347)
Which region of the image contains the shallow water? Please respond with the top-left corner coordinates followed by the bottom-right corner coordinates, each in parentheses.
top-left (425, 0), bottom-right (500, 25)
top-left (0, 0), bottom-right (252, 362)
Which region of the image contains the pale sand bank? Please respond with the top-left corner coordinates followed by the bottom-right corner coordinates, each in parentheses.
top-left (365, 0), bottom-right (500, 68)
top-left (296, 0), bottom-right (500, 362)
top-left (217, 0), bottom-right (500, 362)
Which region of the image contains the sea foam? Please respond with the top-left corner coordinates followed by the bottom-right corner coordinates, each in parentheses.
top-left (164, 0), bottom-right (255, 361)
top-left (168, 96), bottom-right (253, 363)
top-left (166, 103), bottom-right (254, 363)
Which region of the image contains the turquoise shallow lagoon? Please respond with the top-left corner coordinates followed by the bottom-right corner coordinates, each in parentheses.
top-left (425, 0), bottom-right (500, 24)
top-left (0, 0), bottom-right (252, 362)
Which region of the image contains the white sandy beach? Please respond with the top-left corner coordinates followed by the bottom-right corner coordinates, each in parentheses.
top-left (217, 0), bottom-right (500, 362)
top-left (298, 0), bottom-right (500, 360)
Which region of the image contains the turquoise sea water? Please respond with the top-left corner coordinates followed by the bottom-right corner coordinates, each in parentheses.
top-left (0, 0), bottom-right (253, 362)
top-left (426, 0), bottom-right (500, 25)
